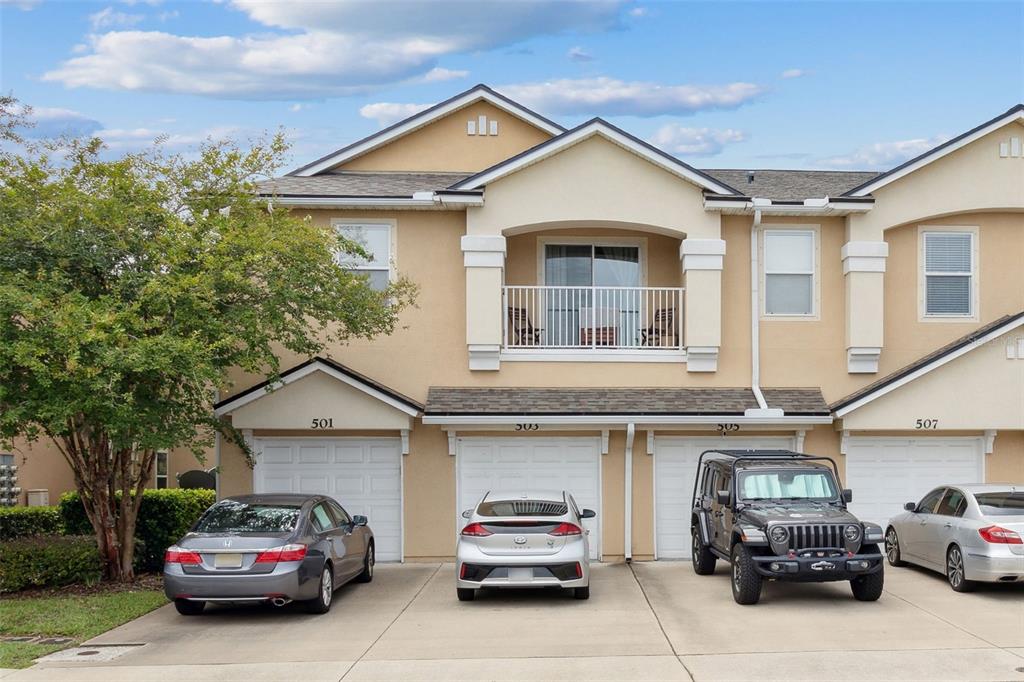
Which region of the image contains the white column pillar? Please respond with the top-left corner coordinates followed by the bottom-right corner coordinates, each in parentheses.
top-left (842, 240), bottom-right (888, 373)
top-left (461, 235), bottom-right (506, 370)
top-left (680, 238), bottom-right (726, 372)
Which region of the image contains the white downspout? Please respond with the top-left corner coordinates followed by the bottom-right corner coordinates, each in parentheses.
top-left (624, 423), bottom-right (635, 563)
top-left (746, 204), bottom-right (784, 418)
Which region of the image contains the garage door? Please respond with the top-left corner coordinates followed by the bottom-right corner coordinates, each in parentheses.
top-left (845, 437), bottom-right (984, 528)
top-left (654, 436), bottom-right (793, 559)
top-left (253, 437), bottom-right (403, 561)
top-left (456, 437), bottom-right (601, 560)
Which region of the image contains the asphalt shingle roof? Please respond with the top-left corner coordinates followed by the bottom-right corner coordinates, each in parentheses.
top-left (700, 169), bottom-right (881, 202)
top-left (259, 171), bottom-right (472, 198)
top-left (425, 387), bottom-right (829, 416)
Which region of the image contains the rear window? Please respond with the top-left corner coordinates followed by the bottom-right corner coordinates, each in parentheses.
top-left (195, 501), bottom-right (300, 533)
top-left (975, 492), bottom-right (1024, 516)
top-left (477, 499), bottom-right (567, 517)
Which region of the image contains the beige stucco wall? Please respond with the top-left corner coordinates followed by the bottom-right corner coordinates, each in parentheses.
top-left (338, 100), bottom-right (552, 173)
top-left (988, 430), bottom-right (1024, 483)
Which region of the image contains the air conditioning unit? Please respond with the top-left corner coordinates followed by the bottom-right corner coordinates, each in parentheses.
top-left (27, 489), bottom-right (50, 507)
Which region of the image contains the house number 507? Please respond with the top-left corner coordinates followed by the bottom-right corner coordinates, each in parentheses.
top-left (915, 419), bottom-right (938, 429)
top-left (311, 418), bottom-right (334, 429)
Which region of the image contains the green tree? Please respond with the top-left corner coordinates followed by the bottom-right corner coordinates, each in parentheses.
top-left (0, 102), bottom-right (415, 580)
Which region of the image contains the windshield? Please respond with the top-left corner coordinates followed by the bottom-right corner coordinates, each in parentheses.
top-left (975, 492), bottom-right (1024, 517)
top-left (738, 469), bottom-right (838, 502)
top-left (194, 501), bottom-right (300, 533)
top-left (477, 500), bottom-right (567, 517)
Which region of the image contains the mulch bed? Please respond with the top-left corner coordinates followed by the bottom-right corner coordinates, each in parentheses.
top-left (3, 573), bottom-right (163, 600)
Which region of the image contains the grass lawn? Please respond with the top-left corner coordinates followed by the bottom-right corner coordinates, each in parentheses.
top-left (0, 585), bottom-right (167, 669)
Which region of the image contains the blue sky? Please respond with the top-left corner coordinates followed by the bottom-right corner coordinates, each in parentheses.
top-left (2, 0), bottom-right (1021, 173)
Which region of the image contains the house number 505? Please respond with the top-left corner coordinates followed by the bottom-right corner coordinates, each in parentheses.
top-left (311, 418), bottom-right (334, 429)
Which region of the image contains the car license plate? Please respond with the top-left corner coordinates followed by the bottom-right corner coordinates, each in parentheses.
top-left (214, 553), bottom-right (243, 569)
top-left (508, 567), bottom-right (533, 581)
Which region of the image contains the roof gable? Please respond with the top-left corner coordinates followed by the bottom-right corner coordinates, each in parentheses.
top-left (289, 85), bottom-right (564, 177)
top-left (843, 104), bottom-right (1024, 197)
top-left (449, 118), bottom-right (741, 195)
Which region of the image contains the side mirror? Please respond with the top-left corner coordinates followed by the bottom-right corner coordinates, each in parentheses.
top-left (353, 515), bottom-right (368, 526)
top-left (842, 489), bottom-right (853, 503)
top-left (904, 502), bottom-right (917, 512)
top-left (580, 508), bottom-right (597, 519)
top-left (461, 509), bottom-right (473, 519)
top-left (715, 490), bottom-right (731, 506)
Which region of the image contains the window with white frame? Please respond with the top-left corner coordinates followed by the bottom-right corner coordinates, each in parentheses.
top-left (923, 231), bottom-right (974, 316)
top-left (763, 230), bottom-right (815, 316)
top-left (334, 223), bottom-right (391, 291)
top-left (155, 451), bottom-right (168, 489)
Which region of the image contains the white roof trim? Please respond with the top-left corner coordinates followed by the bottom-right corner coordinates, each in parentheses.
top-left (846, 107), bottom-right (1024, 197)
top-left (450, 120), bottom-right (738, 195)
top-left (834, 315), bottom-right (1024, 417)
top-left (215, 361), bottom-right (421, 418)
top-left (290, 86), bottom-right (564, 177)
top-left (703, 197), bottom-right (874, 216)
top-left (422, 414), bottom-right (832, 426)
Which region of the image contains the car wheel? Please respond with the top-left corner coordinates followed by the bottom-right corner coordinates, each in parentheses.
top-left (573, 585), bottom-right (590, 600)
top-left (456, 588), bottom-right (475, 602)
top-left (356, 543), bottom-right (375, 583)
top-left (730, 544), bottom-right (762, 605)
top-left (174, 599), bottom-right (205, 616)
top-left (850, 564), bottom-right (884, 601)
top-left (884, 527), bottom-right (906, 567)
top-left (946, 545), bottom-right (975, 593)
top-left (691, 526), bottom-right (717, 575)
top-left (305, 565), bottom-right (334, 614)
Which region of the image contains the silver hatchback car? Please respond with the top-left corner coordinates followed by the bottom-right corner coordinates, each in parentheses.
top-left (885, 484), bottom-right (1024, 591)
top-left (456, 490), bottom-right (595, 601)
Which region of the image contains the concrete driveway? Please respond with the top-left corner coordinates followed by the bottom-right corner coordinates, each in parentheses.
top-left (7, 561), bottom-right (1024, 682)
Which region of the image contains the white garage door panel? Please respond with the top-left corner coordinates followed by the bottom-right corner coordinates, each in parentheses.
top-left (846, 437), bottom-right (983, 528)
top-left (253, 438), bottom-right (402, 562)
top-left (457, 438), bottom-right (601, 560)
top-left (654, 437), bottom-right (793, 559)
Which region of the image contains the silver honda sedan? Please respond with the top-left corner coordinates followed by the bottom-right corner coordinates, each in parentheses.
top-left (885, 484), bottom-right (1024, 591)
top-left (164, 494), bottom-right (375, 614)
top-left (456, 490), bottom-right (595, 601)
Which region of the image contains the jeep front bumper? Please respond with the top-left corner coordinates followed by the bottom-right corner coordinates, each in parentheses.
top-left (752, 548), bottom-right (883, 581)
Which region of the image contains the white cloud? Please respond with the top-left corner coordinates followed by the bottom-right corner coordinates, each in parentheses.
top-left (818, 135), bottom-right (949, 169)
top-left (628, 6), bottom-right (647, 16)
top-left (0, 0), bottom-right (41, 10)
top-left (157, 9), bottom-right (178, 21)
top-left (497, 77), bottom-right (766, 117)
top-left (780, 68), bottom-right (808, 79)
top-left (420, 67), bottom-right (468, 82)
top-left (45, 0), bottom-right (624, 99)
top-left (359, 102), bottom-right (432, 127)
top-left (96, 125), bottom-right (244, 151)
top-left (18, 106), bottom-right (104, 139)
top-left (568, 46), bottom-right (595, 62)
top-left (649, 124), bottom-right (746, 157)
top-left (89, 6), bottom-right (145, 30)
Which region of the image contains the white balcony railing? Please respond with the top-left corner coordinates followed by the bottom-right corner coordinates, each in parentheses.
top-left (503, 285), bottom-right (684, 351)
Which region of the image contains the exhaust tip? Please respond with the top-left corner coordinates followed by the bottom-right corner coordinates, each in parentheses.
top-left (270, 597), bottom-right (292, 607)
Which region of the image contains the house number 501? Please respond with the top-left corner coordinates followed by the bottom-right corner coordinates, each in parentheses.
top-left (311, 418), bottom-right (334, 429)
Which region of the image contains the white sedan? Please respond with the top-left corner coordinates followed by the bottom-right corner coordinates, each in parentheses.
top-left (884, 484), bottom-right (1024, 591)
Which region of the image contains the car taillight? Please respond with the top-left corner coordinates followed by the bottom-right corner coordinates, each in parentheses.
top-left (255, 544), bottom-right (308, 563)
top-left (460, 522), bottom-right (492, 537)
top-left (165, 547), bottom-right (202, 564)
top-left (575, 562), bottom-right (583, 578)
top-left (978, 526), bottom-right (1023, 544)
top-left (548, 523), bottom-right (582, 536)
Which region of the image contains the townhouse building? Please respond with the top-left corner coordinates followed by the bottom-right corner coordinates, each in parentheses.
top-left (9, 85), bottom-right (1023, 564)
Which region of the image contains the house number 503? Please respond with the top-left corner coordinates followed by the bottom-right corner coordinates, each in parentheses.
top-left (515, 423), bottom-right (539, 431)
top-left (311, 418), bottom-right (334, 429)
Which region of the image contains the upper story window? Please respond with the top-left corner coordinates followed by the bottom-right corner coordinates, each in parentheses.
top-left (923, 230), bottom-right (975, 317)
top-left (543, 243), bottom-right (641, 287)
top-left (334, 222), bottom-right (392, 291)
top-left (763, 229), bottom-right (816, 316)
top-left (155, 451), bottom-right (168, 489)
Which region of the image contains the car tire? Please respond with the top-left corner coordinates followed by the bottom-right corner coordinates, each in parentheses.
top-left (946, 545), bottom-right (975, 593)
top-left (850, 565), bottom-right (884, 602)
top-left (884, 527), bottom-right (907, 567)
top-left (174, 599), bottom-right (205, 616)
top-left (573, 585), bottom-right (590, 600)
top-left (356, 543), bottom-right (375, 583)
top-left (305, 565), bottom-right (334, 614)
top-left (730, 543), bottom-right (762, 605)
top-left (691, 526), bottom-right (717, 576)
top-left (456, 588), bottom-right (475, 602)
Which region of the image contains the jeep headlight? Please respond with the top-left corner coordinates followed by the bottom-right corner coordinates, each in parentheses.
top-left (844, 524), bottom-right (862, 542)
top-left (769, 525), bottom-right (789, 544)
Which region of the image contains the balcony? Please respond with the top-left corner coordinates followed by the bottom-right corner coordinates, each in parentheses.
top-left (502, 285), bottom-right (684, 359)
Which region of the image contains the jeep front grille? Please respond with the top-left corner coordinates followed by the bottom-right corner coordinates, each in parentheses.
top-left (784, 524), bottom-right (846, 550)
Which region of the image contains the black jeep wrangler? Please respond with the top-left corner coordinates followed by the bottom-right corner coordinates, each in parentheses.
top-left (690, 449), bottom-right (885, 605)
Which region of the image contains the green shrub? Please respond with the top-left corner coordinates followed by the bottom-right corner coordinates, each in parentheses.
top-left (0, 535), bottom-right (102, 592)
top-left (0, 506), bottom-right (63, 540)
top-left (60, 488), bottom-right (215, 572)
